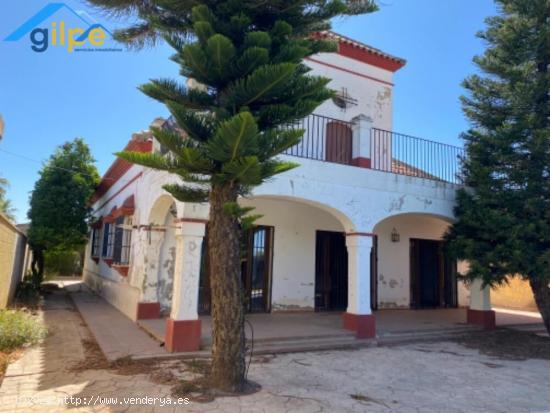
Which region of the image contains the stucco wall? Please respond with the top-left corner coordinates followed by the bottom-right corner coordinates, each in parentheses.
top-left (241, 197), bottom-right (344, 311)
top-left (306, 53), bottom-right (394, 130)
top-left (373, 214), bottom-right (468, 308)
top-left (0, 214), bottom-right (28, 308)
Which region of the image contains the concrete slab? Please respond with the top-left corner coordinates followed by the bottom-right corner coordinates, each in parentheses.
top-left (71, 289), bottom-right (165, 361)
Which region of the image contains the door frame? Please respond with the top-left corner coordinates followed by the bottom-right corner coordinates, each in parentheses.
top-left (314, 230), bottom-right (348, 312)
top-left (410, 238), bottom-right (457, 309)
top-left (198, 225), bottom-right (274, 314)
top-left (242, 225), bottom-right (274, 313)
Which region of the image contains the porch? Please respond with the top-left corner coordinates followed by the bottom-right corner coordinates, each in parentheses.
top-left (137, 308), bottom-right (543, 352)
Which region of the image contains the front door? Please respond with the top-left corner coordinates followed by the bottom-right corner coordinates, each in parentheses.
top-left (410, 239), bottom-right (457, 308)
top-left (315, 230), bottom-right (348, 311)
top-left (198, 225), bottom-right (273, 314)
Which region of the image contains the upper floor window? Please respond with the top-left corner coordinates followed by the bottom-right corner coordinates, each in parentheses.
top-left (113, 216), bottom-right (133, 265)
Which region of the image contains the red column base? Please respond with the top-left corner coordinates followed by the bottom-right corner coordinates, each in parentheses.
top-left (342, 312), bottom-right (376, 339)
top-left (136, 302), bottom-right (160, 320)
top-left (352, 157), bottom-right (371, 169)
top-left (467, 309), bottom-right (496, 330)
top-left (165, 318), bottom-right (201, 352)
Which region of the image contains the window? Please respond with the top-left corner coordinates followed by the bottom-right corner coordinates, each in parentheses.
top-left (102, 222), bottom-right (115, 258)
top-left (91, 227), bottom-right (102, 257)
top-left (113, 216), bottom-right (132, 265)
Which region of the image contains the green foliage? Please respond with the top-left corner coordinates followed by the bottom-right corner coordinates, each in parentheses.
top-left (27, 138), bottom-right (100, 253)
top-left (44, 248), bottom-right (82, 278)
top-left (0, 175), bottom-right (16, 221)
top-left (0, 310), bottom-right (47, 352)
top-left (86, 0), bottom-right (377, 228)
top-left (14, 277), bottom-right (41, 303)
top-left (445, 0), bottom-right (550, 287)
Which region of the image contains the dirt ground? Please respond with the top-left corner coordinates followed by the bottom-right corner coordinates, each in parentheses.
top-left (1, 290), bottom-right (549, 413)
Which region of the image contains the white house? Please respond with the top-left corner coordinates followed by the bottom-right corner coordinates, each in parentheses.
top-left (83, 32), bottom-right (495, 353)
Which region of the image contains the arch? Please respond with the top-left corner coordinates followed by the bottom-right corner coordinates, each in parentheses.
top-left (148, 194), bottom-right (177, 225)
top-left (372, 212), bottom-right (461, 310)
top-left (244, 194), bottom-right (355, 232)
top-left (373, 212), bottom-right (454, 230)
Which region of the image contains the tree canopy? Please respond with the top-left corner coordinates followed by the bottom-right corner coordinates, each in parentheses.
top-left (27, 139), bottom-right (100, 275)
top-left (445, 0), bottom-right (549, 332)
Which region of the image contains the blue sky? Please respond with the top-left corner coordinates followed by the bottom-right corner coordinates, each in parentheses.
top-left (0, 0), bottom-right (497, 223)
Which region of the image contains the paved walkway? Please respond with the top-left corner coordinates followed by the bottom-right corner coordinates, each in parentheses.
top-left (71, 284), bottom-right (544, 360)
top-left (2, 287), bottom-right (550, 412)
top-left (71, 289), bottom-right (164, 360)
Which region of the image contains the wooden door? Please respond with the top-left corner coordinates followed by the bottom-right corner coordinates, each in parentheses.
top-left (315, 231), bottom-right (348, 311)
top-left (326, 122), bottom-right (353, 164)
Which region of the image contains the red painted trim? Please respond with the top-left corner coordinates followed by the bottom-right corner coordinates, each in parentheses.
top-left (173, 218), bottom-right (209, 224)
top-left (91, 257), bottom-right (100, 264)
top-left (305, 57), bottom-right (394, 87)
top-left (338, 42), bottom-right (405, 72)
top-left (342, 313), bottom-right (376, 339)
top-left (95, 172), bottom-right (142, 212)
top-left (352, 157), bottom-right (371, 169)
top-left (346, 232), bottom-right (376, 237)
top-left (112, 264), bottom-right (129, 277)
top-left (313, 31), bottom-right (406, 73)
top-left (467, 309), bottom-right (496, 330)
top-left (91, 139), bottom-right (152, 204)
top-left (103, 258), bottom-right (113, 267)
top-left (165, 318), bottom-right (201, 352)
top-left (136, 302), bottom-right (161, 320)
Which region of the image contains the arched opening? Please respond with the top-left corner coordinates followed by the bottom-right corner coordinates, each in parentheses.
top-left (145, 195), bottom-right (178, 314)
top-left (198, 195), bottom-right (354, 314)
top-left (372, 213), bottom-right (468, 310)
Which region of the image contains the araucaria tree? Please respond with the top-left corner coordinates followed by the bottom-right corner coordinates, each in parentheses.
top-left (445, 0), bottom-right (549, 333)
top-left (28, 139), bottom-right (100, 285)
top-left (88, 0), bottom-right (377, 391)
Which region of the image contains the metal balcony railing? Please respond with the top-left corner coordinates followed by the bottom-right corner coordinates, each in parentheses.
top-left (283, 114), bottom-right (464, 185)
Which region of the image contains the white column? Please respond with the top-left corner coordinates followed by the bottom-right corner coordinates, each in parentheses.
top-left (351, 114), bottom-right (373, 165)
top-left (469, 278), bottom-right (492, 311)
top-left (139, 230), bottom-right (165, 303)
top-left (170, 221), bottom-right (205, 321)
top-left (346, 234), bottom-right (373, 315)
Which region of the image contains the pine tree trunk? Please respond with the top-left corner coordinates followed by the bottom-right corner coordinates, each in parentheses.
top-left (529, 278), bottom-right (550, 335)
top-left (208, 183), bottom-right (246, 392)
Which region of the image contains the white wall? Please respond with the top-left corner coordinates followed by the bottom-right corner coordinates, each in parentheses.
top-left (373, 214), bottom-right (468, 308)
top-left (306, 53), bottom-right (394, 130)
top-left (240, 197), bottom-right (344, 311)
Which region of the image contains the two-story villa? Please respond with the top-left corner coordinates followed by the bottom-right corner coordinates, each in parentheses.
top-left (83, 32), bottom-right (495, 353)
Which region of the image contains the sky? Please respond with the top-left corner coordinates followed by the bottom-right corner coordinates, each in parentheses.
top-left (0, 0), bottom-right (497, 224)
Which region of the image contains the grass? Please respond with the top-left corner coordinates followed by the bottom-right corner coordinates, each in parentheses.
top-left (0, 309), bottom-right (47, 381)
top-left (0, 309), bottom-right (47, 352)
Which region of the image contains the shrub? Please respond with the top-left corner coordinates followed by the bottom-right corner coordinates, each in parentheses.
top-left (15, 276), bottom-right (41, 304)
top-left (0, 310), bottom-right (47, 352)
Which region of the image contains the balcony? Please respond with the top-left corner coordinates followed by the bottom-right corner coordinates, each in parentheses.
top-left (283, 114), bottom-right (464, 185)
